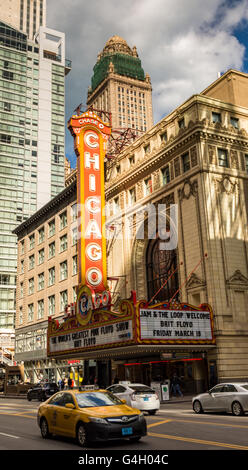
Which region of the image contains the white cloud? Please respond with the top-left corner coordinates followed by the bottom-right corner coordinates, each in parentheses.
top-left (46, 0), bottom-right (248, 162)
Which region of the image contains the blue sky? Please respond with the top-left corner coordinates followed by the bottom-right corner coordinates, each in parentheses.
top-left (47, 0), bottom-right (248, 169)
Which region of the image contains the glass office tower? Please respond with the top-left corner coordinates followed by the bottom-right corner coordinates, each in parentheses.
top-left (0, 20), bottom-right (71, 346)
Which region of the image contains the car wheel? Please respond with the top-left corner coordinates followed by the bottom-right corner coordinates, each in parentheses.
top-left (76, 423), bottom-right (89, 447)
top-left (193, 400), bottom-right (203, 414)
top-left (129, 436), bottom-right (141, 442)
top-left (148, 410), bottom-right (156, 415)
top-left (232, 401), bottom-right (244, 416)
top-left (40, 418), bottom-right (51, 439)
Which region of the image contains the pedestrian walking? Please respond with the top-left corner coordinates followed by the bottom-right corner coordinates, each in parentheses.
top-left (68, 377), bottom-right (72, 389)
top-left (170, 372), bottom-right (183, 397)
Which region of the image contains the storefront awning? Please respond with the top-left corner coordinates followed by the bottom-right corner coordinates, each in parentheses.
top-left (50, 343), bottom-right (216, 361)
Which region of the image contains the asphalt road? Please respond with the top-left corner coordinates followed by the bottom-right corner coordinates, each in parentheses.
top-left (0, 397), bottom-right (248, 452)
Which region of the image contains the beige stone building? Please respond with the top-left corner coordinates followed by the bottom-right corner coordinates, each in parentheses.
top-left (105, 69), bottom-right (248, 386)
top-left (87, 35), bottom-right (153, 136)
top-left (13, 181), bottom-right (79, 382)
top-left (0, 0), bottom-right (46, 40)
top-left (13, 69), bottom-right (248, 390)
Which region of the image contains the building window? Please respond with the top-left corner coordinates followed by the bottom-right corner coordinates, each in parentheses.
top-left (128, 155), bottom-right (135, 166)
top-left (129, 188), bottom-right (136, 205)
top-left (230, 117), bottom-right (239, 129)
top-left (178, 118), bottom-right (185, 129)
top-left (37, 299), bottom-right (44, 319)
top-left (182, 152), bottom-right (190, 173)
top-left (29, 234), bottom-right (35, 250)
top-left (19, 306), bottom-right (23, 325)
top-left (38, 227), bottom-right (45, 244)
top-left (116, 165), bottom-right (121, 175)
top-left (113, 197), bottom-right (120, 214)
top-left (38, 248), bottom-right (44, 265)
top-left (48, 295), bottom-right (55, 316)
top-left (245, 154), bottom-right (248, 173)
top-left (20, 282), bottom-right (24, 298)
top-left (48, 267), bottom-right (55, 286)
top-left (73, 286), bottom-right (77, 302)
top-left (60, 234), bottom-right (67, 252)
top-left (212, 112), bottom-right (221, 123)
top-left (49, 219), bottom-right (55, 237)
top-left (21, 260), bottom-right (24, 274)
top-left (146, 238), bottom-right (178, 302)
top-left (71, 204), bottom-right (77, 222)
top-left (218, 148), bottom-right (229, 168)
top-left (60, 261), bottom-right (68, 281)
top-left (20, 240), bottom-right (25, 255)
top-left (49, 241), bottom-right (55, 259)
top-left (161, 166), bottom-right (170, 185)
top-left (144, 177), bottom-right (152, 196)
top-left (38, 272), bottom-right (44, 291)
top-left (29, 277), bottom-right (34, 295)
top-left (29, 254), bottom-right (35, 270)
top-left (60, 290), bottom-right (68, 312)
top-left (144, 144), bottom-right (150, 154)
top-left (28, 303), bottom-right (34, 322)
top-left (72, 228), bottom-right (77, 246)
top-left (73, 255), bottom-right (78, 275)
top-left (60, 211), bottom-right (67, 230)
top-left (160, 132), bottom-right (167, 143)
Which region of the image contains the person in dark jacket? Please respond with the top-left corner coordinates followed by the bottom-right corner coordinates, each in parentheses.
top-left (171, 373), bottom-right (183, 397)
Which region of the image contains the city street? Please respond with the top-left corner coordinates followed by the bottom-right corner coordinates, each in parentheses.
top-left (0, 398), bottom-right (248, 451)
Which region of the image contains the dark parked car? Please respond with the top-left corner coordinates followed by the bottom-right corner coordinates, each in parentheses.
top-left (27, 382), bottom-right (59, 401)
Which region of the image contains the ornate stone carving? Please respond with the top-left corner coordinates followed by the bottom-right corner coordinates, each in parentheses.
top-left (170, 162), bottom-right (174, 180)
top-left (239, 128), bottom-right (248, 137)
top-left (136, 181), bottom-right (143, 200)
top-left (230, 150), bottom-right (239, 170)
top-left (208, 145), bottom-right (217, 165)
top-left (226, 270), bottom-right (248, 289)
top-left (213, 176), bottom-right (238, 195)
top-left (188, 120), bottom-right (194, 129)
top-left (190, 146), bottom-right (198, 167)
top-left (186, 273), bottom-right (205, 289)
top-left (120, 192), bottom-right (125, 209)
top-left (240, 152), bottom-right (246, 172)
top-left (153, 170), bottom-right (161, 191)
top-left (174, 157), bottom-right (180, 177)
top-left (178, 178), bottom-right (198, 200)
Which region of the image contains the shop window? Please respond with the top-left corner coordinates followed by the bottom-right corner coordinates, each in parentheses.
top-left (146, 237), bottom-right (178, 302)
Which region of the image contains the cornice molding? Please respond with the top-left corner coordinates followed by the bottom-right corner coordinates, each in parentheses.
top-left (13, 181), bottom-right (77, 237)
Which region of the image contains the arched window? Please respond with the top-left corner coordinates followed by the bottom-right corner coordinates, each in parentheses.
top-left (146, 238), bottom-right (178, 302)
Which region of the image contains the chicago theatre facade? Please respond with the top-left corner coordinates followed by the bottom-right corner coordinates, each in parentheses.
top-left (14, 69), bottom-right (248, 392)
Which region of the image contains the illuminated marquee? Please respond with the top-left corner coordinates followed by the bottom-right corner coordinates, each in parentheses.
top-left (68, 111), bottom-right (111, 293)
top-left (47, 298), bottom-right (215, 358)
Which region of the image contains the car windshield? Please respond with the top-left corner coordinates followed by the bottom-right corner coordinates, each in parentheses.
top-left (130, 385), bottom-right (155, 394)
top-left (240, 385), bottom-right (248, 391)
top-left (75, 392), bottom-right (123, 408)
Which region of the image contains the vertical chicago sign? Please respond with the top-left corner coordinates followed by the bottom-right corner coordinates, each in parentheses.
top-left (68, 111), bottom-right (111, 324)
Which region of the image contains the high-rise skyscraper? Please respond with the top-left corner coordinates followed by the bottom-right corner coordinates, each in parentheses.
top-left (0, 5), bottom-right (71, 348)
top-left (0, 0), bottom-right (46, 40)
top-left (87, 35), bottom-right (153, 134)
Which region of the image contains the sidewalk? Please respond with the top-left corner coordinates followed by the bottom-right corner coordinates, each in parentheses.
top-left (160, 394), bottom-right (193, 406)
top-left (0, 391), bottom-right (194, 402)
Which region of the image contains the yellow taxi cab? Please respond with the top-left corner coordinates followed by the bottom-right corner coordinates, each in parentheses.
top-left (37, 389), bottom-right (147, 447)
